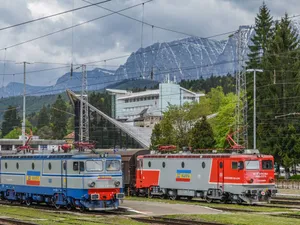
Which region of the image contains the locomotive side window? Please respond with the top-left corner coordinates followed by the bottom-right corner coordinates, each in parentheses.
top-left (262, 160), bottom-right (273, 170)
top-left (245, 160), bottom-right (259, 170)
top-left (219, 162), bottom-right (223, 168)
top-left (5, 162), bottom-right (7, 169)
top-left (162, 162), bottom-right (166, 168)
top-left (181, 162), bottom-right (185, 168)
top-left (148, 161), bottom-right (151, 168)
top-left (73, 162), bottom-right (79, 171)
top-left (80, 162), bottom-right (85, 172)
top-left (86, 161), bottom-right (103, 172)
top-left (32, 163), bottom-right (35, 170)
top-left (202, 162), bottom-right (205, 168)
top-left (48, 163), bottom-right (52, 170)
top-left (232, 162), bottom-right (238, 169)
top-left (106, 160), bottom-right (121, 171)
top-left (16, 162), bottom-right (19, 170)
top-left (238, 161), bottom-right (244, 170)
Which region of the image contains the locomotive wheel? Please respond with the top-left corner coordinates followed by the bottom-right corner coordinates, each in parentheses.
top-left (54, 204), bottom-right (61, 209)
top-left (159, 194), bottom-right (165, 199)
top-left (220, 196), bottom-right (227, 204)
top-left (169, 195), bottom-right (177, 200)
top-left (205, 196), bottom-right (213, 203)
top-left (79, 206), bottom-right (86, 212)
top-left (187, 196), bottom-right (193, 201)
top-left (25, 199), bottom-right (32, 206)
top-left (66, 204), bottom-right (73, 211)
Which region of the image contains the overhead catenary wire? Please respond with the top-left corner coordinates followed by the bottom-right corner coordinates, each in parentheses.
top-left (0, 0), bottom-right (111, 32)
top-left (0, 0), bottom-right (154, 52)
top-left (81, 0), bottom-right (235, 39)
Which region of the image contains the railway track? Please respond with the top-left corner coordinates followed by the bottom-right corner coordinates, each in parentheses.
top-left (0, 200), bottom-right (132, 216)
top-left (132, 216), bottom-right (225, 225)
top-left (0, 217), bottom-right (38, 225)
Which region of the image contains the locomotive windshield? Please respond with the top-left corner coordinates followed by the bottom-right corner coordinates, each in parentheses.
top-left (86, 160), bottom-right (103, 172)
top-left (106, 160), bottom-right (121, 171)
top-left (245, 160), bottom-right (259, 170)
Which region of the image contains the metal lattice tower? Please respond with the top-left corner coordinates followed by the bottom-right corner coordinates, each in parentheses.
top-left (234, 26), bottom-right (251, 148)
top-left (80, 64), bottom-right (89, 142)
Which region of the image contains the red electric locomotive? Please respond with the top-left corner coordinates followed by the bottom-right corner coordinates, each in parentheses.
top-left (134, 150), bottom-right (277, 204)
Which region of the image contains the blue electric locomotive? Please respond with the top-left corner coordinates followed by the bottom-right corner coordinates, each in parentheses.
top-left (0, 153), bottom-right (124, 211)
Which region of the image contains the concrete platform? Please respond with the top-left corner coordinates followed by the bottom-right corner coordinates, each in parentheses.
top-left (119, 200), bottom-right (223, 216)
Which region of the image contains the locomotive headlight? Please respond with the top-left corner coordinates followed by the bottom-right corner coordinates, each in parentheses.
top-left (88, 181), bottom-right (96, 187)
top-left (114, 181), bottom-right (120, 187)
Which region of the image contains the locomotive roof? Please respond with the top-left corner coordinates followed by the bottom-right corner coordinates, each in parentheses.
top-left (139, 153), bottom-right (273, 159)
top-left (0, 153), bottom-right (121, 160)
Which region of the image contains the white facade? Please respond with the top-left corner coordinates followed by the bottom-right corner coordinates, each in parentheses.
top-left (106, 82), bottom-right (204, 122)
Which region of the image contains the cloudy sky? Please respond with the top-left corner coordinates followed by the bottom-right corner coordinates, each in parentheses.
top-left (0, 0), bottom-right (299, 87)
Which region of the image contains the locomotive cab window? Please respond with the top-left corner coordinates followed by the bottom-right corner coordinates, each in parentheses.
top-left (238, 161), bottom-right (244, 170)
top-left (106, 160), bottom-right (121, 171)
top-left (73, 161), bottom-right (84, 171)
top-left (262, 160), bottom-right (273, 170)
top-left (232, 161), bottom-right (244, 170)
top-left (86, 160), bottom-right (103, 172)
top-left (80, 162), bottom-right (84, 172)
top-left (73, 162), bottom-right (79, 171)
top-left (232, 162), bottom-right (238, 169)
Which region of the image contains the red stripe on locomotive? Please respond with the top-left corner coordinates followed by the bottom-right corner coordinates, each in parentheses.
top-left (88, 188), bottom-right (120, 201)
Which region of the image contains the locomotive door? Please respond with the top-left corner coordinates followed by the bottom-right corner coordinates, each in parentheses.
top-left (217, 160), bottom-right (224, 192)
top-left (61, 160), bottom-right (68, 194)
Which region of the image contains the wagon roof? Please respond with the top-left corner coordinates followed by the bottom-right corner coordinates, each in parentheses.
top-left (0, 153), bottom-right (121, 160)
top-left (140, 154), bottom-right (273, 159)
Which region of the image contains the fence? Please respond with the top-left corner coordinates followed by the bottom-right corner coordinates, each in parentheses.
top-left (276, 180), bottom-right (300, 189)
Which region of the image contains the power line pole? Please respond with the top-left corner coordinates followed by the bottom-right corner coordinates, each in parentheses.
top-left (21, 62), bottom-right (30, 146)
top-left (247, 69), bottom-right (263, 150)
top-left (80, 64), bottom-right (89, 142)
top-left (235, 26), bottom-right (251, 148)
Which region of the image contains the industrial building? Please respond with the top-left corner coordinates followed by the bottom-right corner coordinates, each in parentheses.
top-left (107, 80), bottom-right (204, 127)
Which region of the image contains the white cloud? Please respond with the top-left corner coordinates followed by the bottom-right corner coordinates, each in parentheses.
top-left (0, 0), bottom-right (299, 87)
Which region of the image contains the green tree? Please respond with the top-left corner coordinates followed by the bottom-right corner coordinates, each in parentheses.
top-left (190, 116), bottom-right (215, 149)
top-left (247, 2), bottom-right (273, 69)
top-left (207, 86), bottom-right (225, 112)
top-left (66, 117), bottom-right (74, 134)
top-left (150, 123), bottom-right (162, 148)
top-left (1, 106), bottom-right (21, 137)
top-left (256, 13), bottom-right (300, 172)
top-left (160, 116), bottom-right (175, 145)
top-left (4, 128), bottom-right (21, 139)
top-left (209, 93), bottom-right (236, 148)
top-left (37, 105), bottom-right (50, 129)
top-left (37, 126), bottom-right (53, 139)
top-left (50, 95), bottom-right (68, 139)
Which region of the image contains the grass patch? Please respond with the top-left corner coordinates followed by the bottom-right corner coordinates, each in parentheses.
top-left (167, 213), bottom-right (300, 225)
top-left (125, 196), bottom-right (291, 212)
top-left (0, 205), bottom-right (145, 225)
